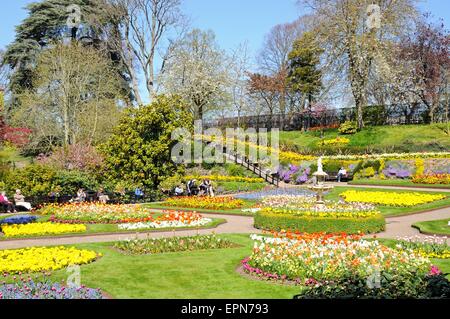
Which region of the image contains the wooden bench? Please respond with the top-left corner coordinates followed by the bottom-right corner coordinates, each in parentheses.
top-left (325, 172), bottom-right (354, 182)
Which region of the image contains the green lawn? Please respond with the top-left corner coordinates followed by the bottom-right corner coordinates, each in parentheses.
top-left (0, 215), bottom-right (226, 240)
top-left (217, 181), bottom-right (268, 194)
top-left (47, 234), bottom-right (299, 299)
top-left (9, 234), bottom-right (445, 299)
top-left (145, 200), bottom-right (258, 216)
top-left (350, 179), bottom-right (450, 190)
top-left (325, 186), bottom-right (450, 217)
top-left (277, 124), bottom-right (450, 154)
top-left (412, 219), bottom-right (450, 236)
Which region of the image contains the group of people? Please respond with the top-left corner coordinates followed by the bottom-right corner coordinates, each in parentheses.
top-left (0, 190), bottom-right (32, 213)
top-left (177, 179), bottom-right (215, 197)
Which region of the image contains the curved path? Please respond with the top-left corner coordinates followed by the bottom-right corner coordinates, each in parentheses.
top-left (1, 207), bottom-right (449, 249)
top-left (0, 213), bottom-right (261, 250)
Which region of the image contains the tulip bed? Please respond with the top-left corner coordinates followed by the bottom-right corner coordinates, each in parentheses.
top-left (114, 234), bottom-right (238, 255)
top-left (413, 174), bottom-right (450, 185)
top-left (244, 232), bottom-right (447, 298)
top-left (254, 195), bottom-right (385, 234)
top-left (340, 190), bottom-right (446, 207)
top-left (0, 247), bottom-right (99, 274)
top-left (164, 196), bottom-right (245, 210)
top-left (1, 222), bottom-right (87, 238)
top-left (118, 211), bottom-right (213, 230)
top-left (44, 203), bottom-right (156, 224)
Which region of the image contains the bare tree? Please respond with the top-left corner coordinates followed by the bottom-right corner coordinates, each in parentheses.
top-left (96, 0), bottom-right (186, 104)
top-left (301, 0), bottom-right (419, 129)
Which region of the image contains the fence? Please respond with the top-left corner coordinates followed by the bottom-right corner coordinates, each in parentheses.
top-left (204, 102), bottom-right (450, 131)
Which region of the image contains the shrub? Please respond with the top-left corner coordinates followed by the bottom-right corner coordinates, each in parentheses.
top-left (160, 175), bottom-right (183, 191)
top-left (254, 210), bottom-right (385, 234)
top-left (338, 121), bottom-right (358, 135)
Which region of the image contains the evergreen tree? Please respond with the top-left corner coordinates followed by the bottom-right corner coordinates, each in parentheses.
top-left (287, 31), bottom-right (323, 108)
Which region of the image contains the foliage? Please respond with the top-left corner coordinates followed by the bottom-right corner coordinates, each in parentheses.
top-left (184, 175), bottom-right (264, 183)
top-left (320, 137), bottom-right (350, 146)
top-left (3, 164), bottom-right (99, 196)
top-left (160, 175), bottom-right (184, 191)
top-left (114, 234), bottom-right (238, 255)
top-left (102, 95), bottom-right (193, 190)
top-left (287, 31), bottom-right (323, 104)
top-left (12, 43), bottom-right (124, 151)
top-left (1, 223), bottom-right (87, 238)
top-left (0, 247), bottom-right (99, 274)
top-left (164, 196), bottom-right (244, 210)
top-left (338, 121), bottom-right (358, 135)
top-left (340, 190), bottom-right (446, 207)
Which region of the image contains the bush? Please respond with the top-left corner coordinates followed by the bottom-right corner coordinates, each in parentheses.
top-left (338, 121), bottom-right (358, 135)
top-left (294, 273), bottom-right (450, 299)
top-left (160, 175), bottom-right (183, 191)
top-left (254, 210), bottom-right (385, 234)
top-left (4, 164), bottom-right (99, 196)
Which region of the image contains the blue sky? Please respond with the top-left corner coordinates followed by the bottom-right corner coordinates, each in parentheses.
top-left (1, 0), bottom-right (449, 58)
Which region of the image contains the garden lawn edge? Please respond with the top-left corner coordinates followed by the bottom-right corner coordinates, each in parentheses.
top-left (254, 211), bottom-right (385, 235)
top-left (349, 181), bottom-right (450, 190)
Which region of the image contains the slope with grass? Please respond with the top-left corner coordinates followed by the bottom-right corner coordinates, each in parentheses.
top-left (277, 124), bottom-right (450, 155)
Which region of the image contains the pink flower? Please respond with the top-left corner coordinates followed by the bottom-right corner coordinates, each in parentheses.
top-left (429, 265), bottom-right (442, 276)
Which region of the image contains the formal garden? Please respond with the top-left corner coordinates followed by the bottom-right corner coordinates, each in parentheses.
top-left (1, 0), bottom-right (450, 302)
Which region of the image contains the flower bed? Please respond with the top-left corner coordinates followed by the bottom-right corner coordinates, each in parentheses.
top-left (413, 174), bottom-right (450, 185)
top-left (254, 209), bottom-right (385, 234)
top-left (43, 203), bottom-right (155, 224)
top-left (118, 211), bottom-right (212, 230)
top-left (255, 196), bottom-right (384, 234)
top-left (234, 188), bottom-right (313, 201)
top-left (340, 190), bottom-right (446, 207)
top-left (0, 275), bottom-right (103, 299)
top-left (114, 234), bottom-right (237, 255)
top-left (396, 236), bottom-right (450, 259)
top-left (0, 215), bottom-right (38, 225)
top-left (0, 247), bottom-right (99, 274)
top-left (320, 137), bottom-right (350, 146)
top-left (163, 196), bottom-right (244, 210)
top-left (243, 232), bottom-right (444, 298)
top-left (1, 222), bottom-right (87, 238)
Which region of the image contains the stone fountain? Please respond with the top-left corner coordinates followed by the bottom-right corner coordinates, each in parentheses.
top-left (307, 157), bottom-right (334, 208)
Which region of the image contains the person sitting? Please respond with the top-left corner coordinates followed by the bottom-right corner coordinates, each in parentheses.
top-left (13, 189), bottom-right (32, 211)
top-left (174, 185), bottom-right (184, 196)
top-left (71, 188), bottom-right (87, 203)
top-left (97, 188), bottom-right (110, 204)
top-left (205, 179), bottom-right (215, 197)
top-left (186, 179), bottom-right (198, 196)
top-left (0, 191), bottom-right (17, 214)
top-left (337, 167), bottom-right (348, 183)
top-left (135, 188), bottom-right (144, 201)
top-left (199, 180), bottom-right (208, 196)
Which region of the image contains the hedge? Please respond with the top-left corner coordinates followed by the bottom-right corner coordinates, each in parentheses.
top-left (254, 211), bottom-right (385, 234)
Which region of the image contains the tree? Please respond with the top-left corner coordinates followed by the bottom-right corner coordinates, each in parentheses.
top-left (160, 29), bottom-right (232, 120)
top-left (98, 0), bottom-right (187, 104)
top-left (287, 31), bottom-right (324, 110)
top-left (2, 0), bottom-right (107, 96)
top-left (301, 0), bottom-right (418, 129)
top-left (399, 15), bottom-right (450, 123)
top-left (247, 71), bottom-right (286, 130)
top-left (102, 95), bottom-right (193, 189)
top-left (12, 43), bottom-right (124, 152)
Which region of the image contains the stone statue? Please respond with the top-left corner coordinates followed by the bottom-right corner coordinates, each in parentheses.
top-left (317, 156), bottom-right (324, 173)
